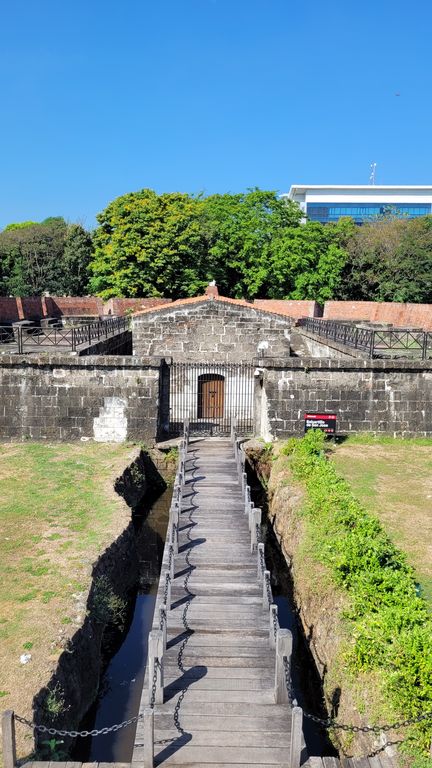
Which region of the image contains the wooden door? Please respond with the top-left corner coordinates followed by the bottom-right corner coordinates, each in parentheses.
top-left (198, 374), bottom-right (225, 419)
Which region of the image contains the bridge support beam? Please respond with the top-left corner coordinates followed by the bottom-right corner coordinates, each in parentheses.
top-left (143, 707), bottom-right (154, 768)
top-left (2, 710), bottom-right (16, 768)
top-left (148, 630), bottom-right (164, 705)
top-left (290, 705), bottom-right (304, 768)
top-left (275, 628), bottom-right (293, 704)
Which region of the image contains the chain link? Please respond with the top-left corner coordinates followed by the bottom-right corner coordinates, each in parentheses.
top-left (302, 708), bottom-right (432, 733)
top-left (264, 571), bottom-right (273, 606)
top-left (159, 606), bottom-right (166, 632)
top-left (272, 606), bottom-right (279, 640)
top-left (282, 655), bottom-right (293, 705)
top-left (14, 713), bottom-right (142, 738)
top-left (255, 523), bottom-right (262, 545)
top-left (259, 546), bottom-right (266, 575)
top-left (149, 658), bottom-right (161, 709)
top-left (163, 572), bottom-right (171, 605)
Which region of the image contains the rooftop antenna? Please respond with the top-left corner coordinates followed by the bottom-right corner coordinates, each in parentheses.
top-left (369, 162), bottom-right (377, 185)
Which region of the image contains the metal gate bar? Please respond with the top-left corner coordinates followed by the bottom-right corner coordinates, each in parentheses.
top-left (168, 362), bottom-right (254, 437)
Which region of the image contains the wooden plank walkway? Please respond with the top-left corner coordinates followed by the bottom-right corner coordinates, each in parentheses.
top-left (133, 437), bottom-right (293, 767)
top-left (19, 756), bottom-right (399, 768)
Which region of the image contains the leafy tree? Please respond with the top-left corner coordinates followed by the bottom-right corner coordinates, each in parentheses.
top-left (261, 218), bottom-right (354, 303)
top-left (62, 224), bottom-right (93, 295)
top-left (199, 189), bottom-right (303, 298)
top-left (89, 189), bottom-right (207, 299)
top-left (0, 218), bottom-right (68, 295)
top-left (3, 221), bottom-right (37, 232)
top-left (339, 216), bottom-right (432, 303)
top-left (0, 218), bottom-right (94, 296)
top-left (89, 188), bottom-right (302, 299)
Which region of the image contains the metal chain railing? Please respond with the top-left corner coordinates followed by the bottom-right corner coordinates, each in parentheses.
top-left (302, 709), bottom-right (432, 733)
top-left (156, 440), bottom-right (195, 746)
top-left (14, 712), bottom-right (142, 738)
top-left (264, 571), bottom-right (273, 605)
top-left (259, 546), bottom-right (266, 575)
top-left (279, 660), bottom-right (432, 735)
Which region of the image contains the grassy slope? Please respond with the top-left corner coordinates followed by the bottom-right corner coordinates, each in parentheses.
top-left (0, 442), bottom-right (137, 759)
top-left (331, 436), bottom-right (432, 609)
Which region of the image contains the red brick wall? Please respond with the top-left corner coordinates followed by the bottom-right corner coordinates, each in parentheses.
top-left (104, 298), bottom-right (172, 315)
top-left (253, 300), bottom-right (322, 319)
top-left (0, 296), bottom-right (174, 322)
top-left (323, 301), bottom-right (432, 330)
top-left (45, 297), bottom-right (104, 316)
top-left (0, 298), bottom-right (21, 322)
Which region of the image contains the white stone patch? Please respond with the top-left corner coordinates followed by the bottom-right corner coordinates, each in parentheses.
top-left (93, 397), bottom-right (127, 443)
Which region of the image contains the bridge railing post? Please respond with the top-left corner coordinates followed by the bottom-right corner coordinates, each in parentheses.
top-left (230, 416), bottom-right (237, 443)
top-left (275, 628), bottom-right (293, 704)
top-left (250, 507), bottom-right (262, 552)
top-left (143, 707), bottom-right (154, 768)
top-left (148, 629), bottom-right (164, 705)
top-left (183, 418), bottom-right (190, 445)
top-left (289, 705), bottom-right (303, 768)
top-left (2, 710), bottom-right (17, 768)
top-left (241, 471), bottom-right (247, 497)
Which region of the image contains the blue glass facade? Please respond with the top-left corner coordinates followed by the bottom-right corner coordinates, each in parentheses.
top-left (306, 202), bottom-right (432, 224)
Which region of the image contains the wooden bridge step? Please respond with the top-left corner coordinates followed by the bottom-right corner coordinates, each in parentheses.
top-left (152, 745), bottom-right (291, 765)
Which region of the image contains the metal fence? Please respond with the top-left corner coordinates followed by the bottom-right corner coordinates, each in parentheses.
top-left (0, 316), bottom-right (129, 354)
top-left (299, 318), bottom-right (432, 359)
top-left (167, 362), bottom-right (254, 436)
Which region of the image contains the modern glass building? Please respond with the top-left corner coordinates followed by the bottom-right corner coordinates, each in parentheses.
top-left (284, 185), bottom-right (432, 224)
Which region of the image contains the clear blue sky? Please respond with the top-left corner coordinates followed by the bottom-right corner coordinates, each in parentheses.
top-left (1, 0), bottom-right (431, 230)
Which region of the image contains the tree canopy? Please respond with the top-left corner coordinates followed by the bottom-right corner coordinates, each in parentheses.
top-left (2, 188), bottom-right (430, 305)
top-left (0, 219), bottom-right (93, 296)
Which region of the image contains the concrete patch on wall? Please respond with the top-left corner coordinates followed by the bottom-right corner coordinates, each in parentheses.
top-left (93, 397), bottom-right (128, 442)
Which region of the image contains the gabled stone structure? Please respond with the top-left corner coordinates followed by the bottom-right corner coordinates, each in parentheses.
top-left (132, 284), bottom-right (293, 362)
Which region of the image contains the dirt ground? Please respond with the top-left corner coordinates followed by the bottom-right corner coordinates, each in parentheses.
top-left (0, 442), bottom-right (139, 763)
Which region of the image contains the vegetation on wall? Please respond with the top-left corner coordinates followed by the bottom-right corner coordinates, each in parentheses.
top-left (282, 430), bottom-right (432, 761)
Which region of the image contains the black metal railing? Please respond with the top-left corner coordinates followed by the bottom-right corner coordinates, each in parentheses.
top-left (0, 316), bottom-right (129, 354)
top-left (298, 318), bottom-right (432, 359)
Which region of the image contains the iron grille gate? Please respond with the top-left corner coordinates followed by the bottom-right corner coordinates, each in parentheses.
top-left (166, 362), bottom-right (255, 437)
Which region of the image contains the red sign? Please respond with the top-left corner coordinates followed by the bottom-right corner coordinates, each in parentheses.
top-left (304, 413), bottom-right (337, 435)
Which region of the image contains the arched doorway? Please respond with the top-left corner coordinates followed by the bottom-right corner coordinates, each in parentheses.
top-left (197, 373), bottom-right (225, 419)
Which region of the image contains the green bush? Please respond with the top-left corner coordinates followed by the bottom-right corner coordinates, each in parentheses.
top-left (287, 430), bottom-right (432, 759)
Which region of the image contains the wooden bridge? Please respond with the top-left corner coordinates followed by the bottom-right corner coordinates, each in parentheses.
top-left (132, 429), bottom-right (299, 766)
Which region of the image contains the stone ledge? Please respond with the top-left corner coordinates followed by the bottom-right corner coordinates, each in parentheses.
top-left (0, 354), bottom-right (169, 369)
top-left (254, 356), bottom-right (432, 372)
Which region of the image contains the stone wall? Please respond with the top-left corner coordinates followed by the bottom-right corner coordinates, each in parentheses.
top-left (323, 300), bottom-right (432, 330)
top-left (79, 329), bottom-right (132, 356)
top-left (0, 355), bottom-right (163, 443)
top-left (133, 299), bottom-right (292, 362)
top-left (256, 358), bottom-right (432, 439)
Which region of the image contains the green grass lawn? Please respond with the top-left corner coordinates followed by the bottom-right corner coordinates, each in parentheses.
top-left (331, 435), bottom-right (432, 609)
top-left (0, 442), bottom-right (138, 760)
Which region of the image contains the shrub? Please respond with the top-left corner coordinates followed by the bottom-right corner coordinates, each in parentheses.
top-left (287, 430), bottom-right (432, 759)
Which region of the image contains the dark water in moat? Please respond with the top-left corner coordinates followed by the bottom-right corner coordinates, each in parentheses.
top-left (74, 464), bottom-right (334, 762)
